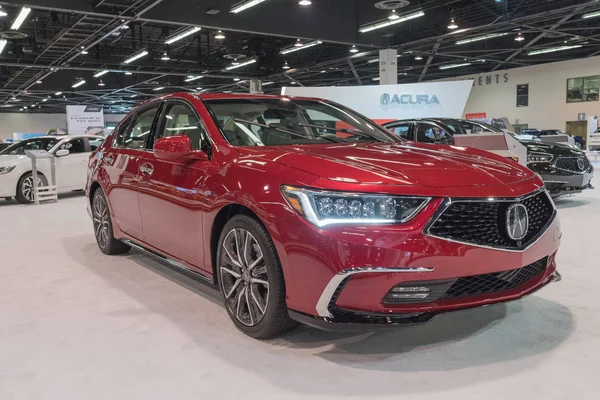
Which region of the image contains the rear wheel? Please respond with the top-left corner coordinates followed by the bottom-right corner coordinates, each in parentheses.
top-left (217, 215), bottom-right (296, 339)
top-left (92, 189), bottom-right (131, 255)
top-left (15, 172), bottom-right (47, 204)
top-left (575, 141), bottom-right (583, 149)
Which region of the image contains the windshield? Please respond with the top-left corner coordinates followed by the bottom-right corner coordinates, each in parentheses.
top-left (204, 98), bottom-right (398, 146)
top-left (0, 137), bottom-right (61, 155)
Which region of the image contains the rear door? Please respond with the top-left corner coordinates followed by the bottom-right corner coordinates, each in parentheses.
top-left (138, 99), bottom-right (212, 270)
top-left (104, 104), bottom-right (162, 239)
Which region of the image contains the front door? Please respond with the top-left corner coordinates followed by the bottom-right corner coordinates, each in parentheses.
top-left (105, 104), bottom-right (161, 239)
top-left (138, 100), bottom-right (211, 270)
top-left (54, 138), bottom-right (90, 189)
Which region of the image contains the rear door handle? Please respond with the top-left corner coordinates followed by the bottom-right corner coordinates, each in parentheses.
top-left (140, 163), bottom-right (154, 176)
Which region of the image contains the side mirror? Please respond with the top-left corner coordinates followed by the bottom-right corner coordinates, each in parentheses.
top-left (55, 149), bottom-right (70, 157)
top-left (154, 135), bottom-right (208, 161)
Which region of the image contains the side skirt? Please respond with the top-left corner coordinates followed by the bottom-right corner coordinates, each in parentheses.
top-left (120, 238), bottom-right (216, 285)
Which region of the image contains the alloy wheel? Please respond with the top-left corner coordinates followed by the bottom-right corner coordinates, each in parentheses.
top-left (219, 228), bottom-right (269, 327)
top-left (21, 176), bottom-right (43, 202)
top-left (93, 194), bottom-right (110, 249)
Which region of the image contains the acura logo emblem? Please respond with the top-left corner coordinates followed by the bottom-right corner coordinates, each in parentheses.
top-left (577, 158), bottom-right (585, 171)
top-left (506, 203), bottom-right (529, 241)
top-left (380, 93), bottom-right (390, 105)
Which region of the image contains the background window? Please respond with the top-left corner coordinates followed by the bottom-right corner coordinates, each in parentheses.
top-left (567, 76), bottom-right (599, 103)
top-left (117, 105), bottom-right (160, 149)
top-left (59, 139), bottom-right (86, 153)
top-left (416, 123), bottom-right (453, 144)
top-left (388, 124), bottom-right (411, 139)
top-left (161, 103), bottom-right (206, 150)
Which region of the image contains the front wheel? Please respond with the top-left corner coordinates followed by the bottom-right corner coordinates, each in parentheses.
top-left (15, 172), bottom-right (47, 204)
top-left (92, 189), bottom-right (131, 255)
top-left (575, 141), bottom-right (583, 149)
top-left (217, 215), bottom-right (296, 339)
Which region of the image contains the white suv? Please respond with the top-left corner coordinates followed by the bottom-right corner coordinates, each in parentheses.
top-left (0, 135), bottom-right (103, 203)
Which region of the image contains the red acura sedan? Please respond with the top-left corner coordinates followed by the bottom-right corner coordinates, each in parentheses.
top-left (86, 93), bottom-right (561, 338)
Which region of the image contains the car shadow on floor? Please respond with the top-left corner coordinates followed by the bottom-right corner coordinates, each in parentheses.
top-left (65, 236), bottom-right (576, 396)
top-left (0, 190), bottom-right (85, 207)
top-left (554, 197), bottom-right (593, 209)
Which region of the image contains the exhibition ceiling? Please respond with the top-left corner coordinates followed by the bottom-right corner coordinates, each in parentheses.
top-left (0, 0), bottom-right (599, 113)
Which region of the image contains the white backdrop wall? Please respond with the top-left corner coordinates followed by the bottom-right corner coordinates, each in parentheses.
top-left (441, 56), bottom-right (600, 129)
top-left (0, 113), bottom-right (125, 140)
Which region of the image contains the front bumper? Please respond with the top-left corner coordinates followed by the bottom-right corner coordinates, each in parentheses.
top-left (542, 172), bottom-right (593, 196)
top-left (274, 191), bottom-right (562, 327)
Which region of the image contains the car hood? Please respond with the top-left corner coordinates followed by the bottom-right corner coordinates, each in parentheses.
top-left (235, 142), bottom-right (532, 187)
top-left (520, 140), bottom-right (584, 157)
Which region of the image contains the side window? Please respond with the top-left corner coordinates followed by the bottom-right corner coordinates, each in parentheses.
top-left (388, 124), bottom-right (411, 140)
top-left (59, 139), bottom-right (87, 154)
top-left (160, 102), bottom-right (206, 150)
top-left (89, 138), bottom-right (104, 151)
top-left (416, 123), bottom-right (453, 144)
top-left (117, 105), bottom-right (160, 149)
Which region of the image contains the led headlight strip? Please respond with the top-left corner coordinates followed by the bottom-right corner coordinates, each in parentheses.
top-left (281, 185), bottom-right (431, 227)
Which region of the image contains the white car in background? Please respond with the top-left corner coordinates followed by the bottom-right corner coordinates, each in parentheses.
top-left (0, 135), bottom-right (103, 204)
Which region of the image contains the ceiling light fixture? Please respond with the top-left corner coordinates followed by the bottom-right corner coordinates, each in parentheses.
top-left (225, 58), bottom-right (257, 70)
top-left (42, 98), bottom-right (48, 102)
top-left (72, 80), bottom-right (86, 88)
top-left (359, 10), bottom-right (424, 33)
top-left (164, 26), bottom-right (201, 45)
top-left (515, 32), bottom-right (525, 42)
top-left (415, 55), bottom-right (423, 60)
top-left (124, 71), bottom-right (133, 75)
top-left (263, 81), bottom-right (275, 86)
top-left (11, 7), bottom-right (31, 31)
top-left (161, 51), bottom-right (170, 61)
top-left (372, 77), bottom-right (380, 81)
top-left (123, 49), bottom-right (148, 64)
top-left (389, 10), bottom-right (400, 20)
top-left (283, 61), bottom-right (290, 69)
top-left (294, 39), bottom-right (304, 47)
top-left (153, 86), bottom-right (165, 91)
top-left (299, 0), bottom-right (312, 5)
top-left (233, 77), bottom-right (240, 81)
top-left (215, 30), bottom-right (226, 40)
top-left (55, 92), bottom-right (63, 96)
top-left (81, 49), bottom-right (89, 55)
top-left (0, 39), bottom-right (7, 55)
top-left (231, 0), bottom-right (266, 14)
top-left (94, 70), bottom-right (109, 78)
top-left (184, 75), bottom-right (204, 82)
top-left (0, 6), bottom-right (7, 17)
top-left (582, 11), bottom-right (600, 19)
top-left (527, 44), bottom-right (583, 56)
top-left (448, 18), bottom-right (458, 30)
top-left (439, 62), bottom-right (472, 70)
top-left (280, 39), bottom-right (322, 54)
top-left (456, 32), bottom-right (508, 45)
top-left (350, 45), bottom-right (359, 53)
top-left (36, 80), bottom-right (42, 84)
top-left (98, 80), bottom-right (105, 87)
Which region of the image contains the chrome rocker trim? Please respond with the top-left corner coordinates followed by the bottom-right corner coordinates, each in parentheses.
top-left (120, 238), bottom-right (215, 284)
top-left (316, 266), bottom-right (435, 318)
top-left (423, 187), bottom-right (558, 253)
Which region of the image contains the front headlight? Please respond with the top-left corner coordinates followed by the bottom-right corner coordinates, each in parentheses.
top-left (0, 165), bottom-right (16, 175)
top-left (528, 153), bottom-right (553, 163)
top-left (281, 185), bottom-right (430, 227)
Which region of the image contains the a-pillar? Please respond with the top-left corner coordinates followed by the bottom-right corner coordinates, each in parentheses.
top-left (379, 49), bottom-right (398, 85)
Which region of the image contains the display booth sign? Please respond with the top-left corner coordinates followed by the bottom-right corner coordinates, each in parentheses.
top-left (66, 105), bottom-right (105, 135)
top-left (282, 81), bottom-right (473, 124)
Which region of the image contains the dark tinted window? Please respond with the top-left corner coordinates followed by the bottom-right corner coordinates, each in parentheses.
top-left (58, 139), bottom-right (87, 154)
top-left (388, 123), bottom-right (411, 140)
top-left (415, 123), bottom-right (453, 144)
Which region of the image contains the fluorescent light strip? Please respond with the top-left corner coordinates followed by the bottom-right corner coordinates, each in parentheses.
top-left (231, 0), bottom-right (266, 14)
top-left (225, 58), bottom-right (257, 70)
top-left (11, 7), bottom-right (31, 31)
top-left (582, 11), bottom-right (600, 19)
top-left (72, 80), bottom-right (86, 88)
top-left (527, 44), bottom-right (583, 56)
top-left (123, 50), bottom-right (149, 64)
top-left (456, 32), bottom-right (508, 45)
top-left (184, 75), bottom-right (204, 82)
top-left (153, 87), bottom-right (165, 91)
top-left (439, 63), bottom-right (472, 70)
top-left (359, 10), bottom-right (424, 33)
top-left (280, 40), bottom-right (322, 55)
top-left (262, 82), bottom-right (275, 86)
top-left (94, 70), bottom-right (109, 78)
top-left (164, 26), bottom-right (201, 45)
top-left (0, 40), bottom-right (6, 55)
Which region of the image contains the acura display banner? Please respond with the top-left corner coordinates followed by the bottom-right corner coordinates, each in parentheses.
top-left (66, 105), bottom-right (105, 135)
top-left (282, 81), bottom-right (472, 122)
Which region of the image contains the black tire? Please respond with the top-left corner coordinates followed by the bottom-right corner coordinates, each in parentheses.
top-left (217, 214), bottom-right (296, 339)
top-left (575, 141), bottom-right (583, 149)
top-left (15, 172), bottom-right (48, 204)
top-left (92, 189), bottom-right (131, 255)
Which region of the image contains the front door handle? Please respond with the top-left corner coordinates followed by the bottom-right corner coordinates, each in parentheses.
top-left (140, 163), bottom-right (154, 176)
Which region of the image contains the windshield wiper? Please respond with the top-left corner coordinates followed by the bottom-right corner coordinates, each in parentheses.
top-left (297, 123), bottom-right (385, 142)
top-left (233, 119), bottom-right (339, 143)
